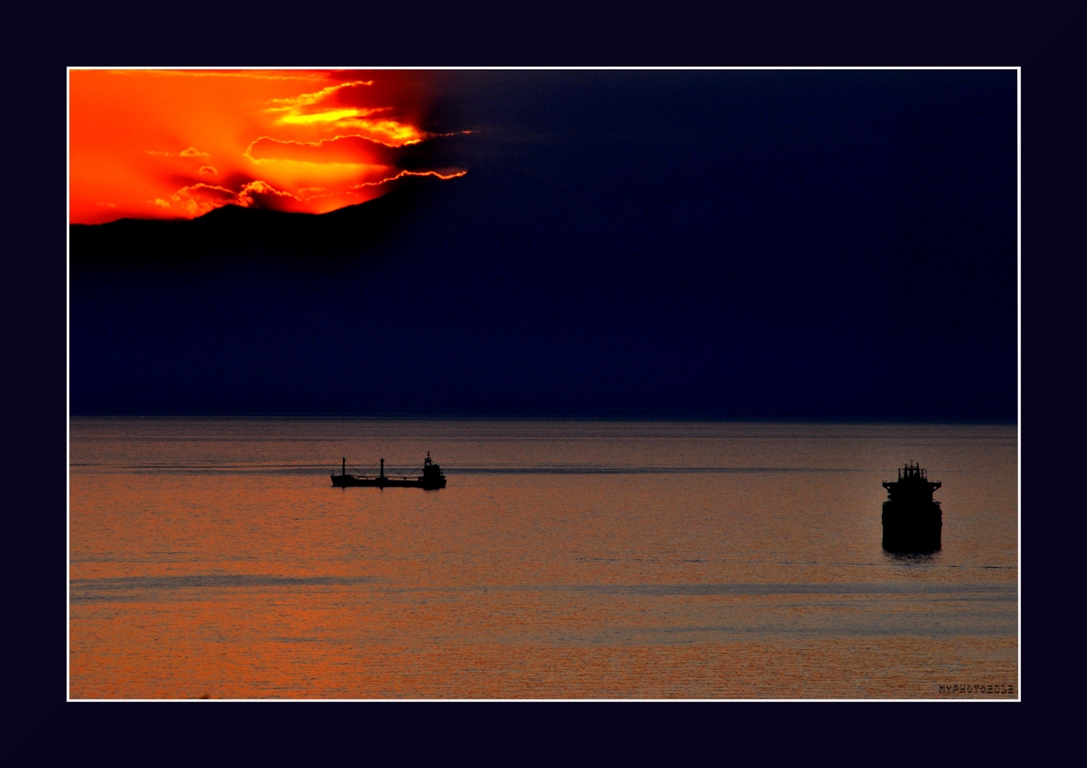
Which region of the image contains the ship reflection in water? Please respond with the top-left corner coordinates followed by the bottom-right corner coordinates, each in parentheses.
top-left (882, 462), bottom-right (943, 553)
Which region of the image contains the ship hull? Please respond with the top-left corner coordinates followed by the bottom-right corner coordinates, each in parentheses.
top-left (881, 501), bottom-right (942, 553)
top-left (331, 474), bottom-right (446, 490)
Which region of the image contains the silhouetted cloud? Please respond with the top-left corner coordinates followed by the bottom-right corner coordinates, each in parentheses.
top-left (166, 183), bottom-right (240, 216)
top-left (263, 79), bottom-right (427, 147)
top-left (244, 135), bottom-right (399, 166)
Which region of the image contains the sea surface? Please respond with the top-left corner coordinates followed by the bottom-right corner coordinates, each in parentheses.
top-left (68, 419), bottom-right (1018, 699)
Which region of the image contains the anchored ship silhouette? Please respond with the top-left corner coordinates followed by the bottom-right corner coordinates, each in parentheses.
top-left (331, 452), bottom-right (447, 490)
top-left (882, 462), bottom-right (942, 553)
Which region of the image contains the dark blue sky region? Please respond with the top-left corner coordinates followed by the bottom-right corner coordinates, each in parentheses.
top-left (70, 70), bottom-right (1017, 420)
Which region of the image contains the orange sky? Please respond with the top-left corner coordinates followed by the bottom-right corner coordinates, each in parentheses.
top-left (69, 70), bottom-right (466, 224)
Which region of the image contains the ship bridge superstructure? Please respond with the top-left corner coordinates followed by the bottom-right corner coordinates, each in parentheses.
top-left (883, 461), bottom-right (942, 505)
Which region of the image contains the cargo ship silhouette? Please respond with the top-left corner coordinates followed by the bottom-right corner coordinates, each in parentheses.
top-left (331, 452), bottom-right (447, 490)
top-left (882, 462), bottom-right (942, 553)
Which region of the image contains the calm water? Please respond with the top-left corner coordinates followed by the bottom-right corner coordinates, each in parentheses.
top-left (68, 419), bottom-right (1018, 699)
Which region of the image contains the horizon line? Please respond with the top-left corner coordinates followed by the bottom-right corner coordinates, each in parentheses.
top-left (67, 412), bottom-right (1019, 425)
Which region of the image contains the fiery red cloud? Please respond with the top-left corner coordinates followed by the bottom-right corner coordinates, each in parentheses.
top-left (69, 70), bottom-right (466, 224)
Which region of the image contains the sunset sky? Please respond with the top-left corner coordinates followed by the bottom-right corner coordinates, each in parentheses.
top-left (70, 70), bottom-right (1017, 421)
top-left (69, 69), bottom-right (466, 224)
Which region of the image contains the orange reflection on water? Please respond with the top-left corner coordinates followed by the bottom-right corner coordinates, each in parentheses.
top-left (69, 420), bottom-right (1018, 698)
